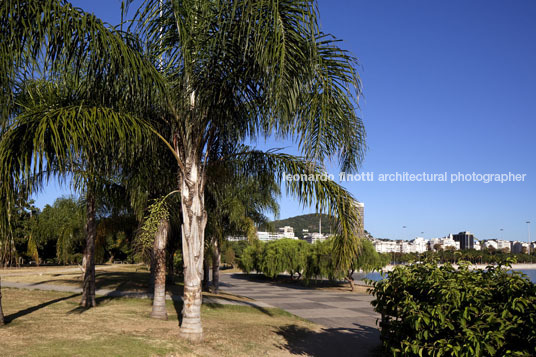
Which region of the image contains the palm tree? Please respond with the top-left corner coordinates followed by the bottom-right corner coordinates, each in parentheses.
top-left (5, 76), bottom-right (155, 307)
top-left (128, 1), bottom-right (365, 340)
top-left (0, 277), bottom-right (4, 325)
top-left (1, 0), bottom-right (366, 341)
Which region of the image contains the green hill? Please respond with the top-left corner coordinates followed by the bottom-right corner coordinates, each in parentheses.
top-left (259, 213), bottom-right (373, 239)
top-left (259, 213), bottom-right (336, 238)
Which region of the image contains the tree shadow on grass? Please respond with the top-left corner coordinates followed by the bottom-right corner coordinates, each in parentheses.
top-left (202, 300), bottom-right (275, 317)
top-left (3, 293), bottom-right (81, 324)
top-left (29, 271), bottom-right (151, 292)
top-left (171, 295), bottom-right (183, 325)
top-left (276, 323), bottom-right (382, 357)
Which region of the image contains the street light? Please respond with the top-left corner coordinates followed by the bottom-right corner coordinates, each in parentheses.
top-left (500, 228), bottom-right (504, 240)
top-left (527, 221), bottom-right (531, 255)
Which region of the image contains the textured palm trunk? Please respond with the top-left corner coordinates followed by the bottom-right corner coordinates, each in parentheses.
top-left (212, 239), bottom-right (220, 293)
top-left (347, 269), bottom-right (355, 291)
top-left (0, 277), bottom-right (5, 325)
top-left (179, 156), bottom-right (206, 341)
top-left (80, 191), bottom-right (97, 307)
top-left (151, 219), bottom-right (169, 320)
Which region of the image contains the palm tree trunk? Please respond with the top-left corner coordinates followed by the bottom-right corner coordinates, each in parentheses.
top-left (202, 257), bottom-right (210, 291)
top-left (151, 219), bottom-right (169, 320)
top-left (149, 250), bottom-right (156, 291)
top-left (80, 190), bottom-right (97, 308)
top-left (347, 269), bottom-right (355, 291)
top-left (0, 277), bottom-right (5, 325)
top-left (212, 239), bottom-right (220, 293)
top-left (179, 157), bottom-right (206, 342)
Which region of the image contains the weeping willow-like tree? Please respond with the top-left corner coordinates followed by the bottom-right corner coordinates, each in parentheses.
top-left (1, 0), bottom-right (366, 340)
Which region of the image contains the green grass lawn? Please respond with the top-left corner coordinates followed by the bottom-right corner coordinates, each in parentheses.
top-left (1, 264), bottom-right (254, 302)
top-left (0, 287), bottom-right (319, 356)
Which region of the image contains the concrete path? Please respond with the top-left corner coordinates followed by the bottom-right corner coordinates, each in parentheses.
top-left (220, 273), bottom-right (381, 356)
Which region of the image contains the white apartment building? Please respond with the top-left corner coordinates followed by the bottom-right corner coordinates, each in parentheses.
top-left (303, 232), bottom-right (330, 244)
top-left (481, 239), bottom-right (511, 252)
top-left (278, 226), bottom-right (295, 238)
top-left (428, 235), bottom-right (459, 251)
top-left (442, 235), bottom-right (460, 250)
top-left (227, 236), bottom-right (248, 242)
top-left (511, 241), bottom-right (529, 254)
top-left (371, 238), bottom-right (427, 254)
top-left (411, 237), bottom-right (428, 253)
top-left (256, 226), bottom-right (297, 242)
top-left (483, 240), bottom-right (498, 250)
top-left (372, 239), bottom-right (399, 253)
top-left (496, 239), bottom-right (511, 252)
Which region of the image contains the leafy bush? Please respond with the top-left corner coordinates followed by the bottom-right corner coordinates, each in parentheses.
top-left (305, 238), bottom-right (343, 281)
top-left (238, 242), bottom-right (264, 273)
top-left (261, 239), bottom-right (309, 278)
top-left (223, 246), bottom-right (236, 267)
top-left (352, 238), bottom-right (385, 273)
top-left (370, 260), bottom-right (536, 356)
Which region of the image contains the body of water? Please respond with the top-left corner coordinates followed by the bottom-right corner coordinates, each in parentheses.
top-left (359, 269), bottom-right (536, 283)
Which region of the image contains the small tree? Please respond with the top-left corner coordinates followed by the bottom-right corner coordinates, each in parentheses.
top-left (305, 238), bottom-right (343, 282)
top-left (239, 242), bottom-right (264, 274)
top-left (223, 245), bottom-right (236, 268)
top-left (347, 238), bottom-right (385, 290)
top-left (261, 239), bottom-right (309, 279)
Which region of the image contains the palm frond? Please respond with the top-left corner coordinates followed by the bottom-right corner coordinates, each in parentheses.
top-left (227, 148), bottom-right (362, 270)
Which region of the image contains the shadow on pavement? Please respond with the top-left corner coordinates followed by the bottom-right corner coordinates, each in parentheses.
top-left (228, 273), bottom-right (362, 292)
top-left (276, 323), bottom-right (382, 357)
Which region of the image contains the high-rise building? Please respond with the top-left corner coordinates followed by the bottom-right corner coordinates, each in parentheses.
top-left (356, 202), bottom-right (365, 237)
top-left (453, 231), bottom-right (474, 250)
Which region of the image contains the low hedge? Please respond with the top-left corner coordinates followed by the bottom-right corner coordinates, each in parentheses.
top-left (369, 260), bottom-right (536, 356)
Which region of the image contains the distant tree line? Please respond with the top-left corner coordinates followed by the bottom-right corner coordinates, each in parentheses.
top-left (388, 248), bottom-right (536, 265)
top-left (2, 196), bottom-right (138, 267)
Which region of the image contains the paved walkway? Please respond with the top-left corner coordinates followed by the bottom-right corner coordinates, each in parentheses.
top-left (220, 273), bottom-right (381, 356)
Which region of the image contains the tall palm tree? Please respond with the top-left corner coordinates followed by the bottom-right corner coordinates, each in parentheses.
top-left (128, 1), bottom-right (365, 340)
top-left (1, 0), bottom-right (366, 340)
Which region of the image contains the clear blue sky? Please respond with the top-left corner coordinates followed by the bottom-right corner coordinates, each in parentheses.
top-left (33, 0), bottom-right (536, 243)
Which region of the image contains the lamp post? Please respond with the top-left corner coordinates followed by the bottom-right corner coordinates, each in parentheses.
top-left (500, 228), bottom-right (503, 240)
top-left (526, 221), bottom-right (531, 255)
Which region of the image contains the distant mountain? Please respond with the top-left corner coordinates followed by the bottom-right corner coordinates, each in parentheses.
top-left (259, 213), bottom-right (374, 239)
top-left (259, 213), bottom-right (336, 238)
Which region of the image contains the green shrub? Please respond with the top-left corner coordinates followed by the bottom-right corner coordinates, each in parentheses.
top-left (370, 260), bottom-right (536, 356)
top-left (352, 238), bottom-right (384, 273)
top-left (238, 241), bottom-right (264, 273)
top-left (305, 238), bottom-right (343, 281)
top-left (261, 239), bottom-right (309, 278)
